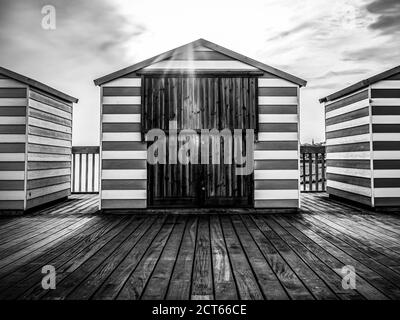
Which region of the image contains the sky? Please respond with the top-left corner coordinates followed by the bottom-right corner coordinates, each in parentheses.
top-left (0, 0), bottom-right (399, 145)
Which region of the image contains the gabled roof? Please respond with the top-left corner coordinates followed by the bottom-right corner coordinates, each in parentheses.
top-left (0, 66), bottom-right (78, 103)
top-left (94, 38), bottom-right (307, 87)
top-left (320, 65), bottom-right (400, 103)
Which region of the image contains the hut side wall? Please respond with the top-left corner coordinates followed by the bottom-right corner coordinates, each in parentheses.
top-left (254, 75), bottom-right (300, 208)
top-left (26, 88), bottom-right (72, 209)
top-left (100, 76), bottom-right (146, 209)
top-left (371, 73), bottom-right (400, 207)
top-left (0, 75), bottom-right (27, 212)
top-left (325, 89), bottom-right (373, 206)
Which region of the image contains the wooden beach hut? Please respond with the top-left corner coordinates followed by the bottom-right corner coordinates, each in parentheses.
top-left (320, 65), bottom-right (400, 208)
top-left (0, 67), bottom-right (78, 214)
top-left (94, 38), bottom-right (306, 211)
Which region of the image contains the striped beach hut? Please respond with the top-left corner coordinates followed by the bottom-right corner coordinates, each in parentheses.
top-left (94, 39), bottom-right (306, 211)
top-left (320, 65), bottom-right (400, 208)
top-left (0, 67), bottom-right (78, 214)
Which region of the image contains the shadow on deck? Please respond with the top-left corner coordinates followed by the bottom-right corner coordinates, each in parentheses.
top-left (0, 193), bottom-right (399, 300)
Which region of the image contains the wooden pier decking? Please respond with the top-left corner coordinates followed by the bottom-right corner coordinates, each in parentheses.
top-left (0, 193), bottom-right (399, 300)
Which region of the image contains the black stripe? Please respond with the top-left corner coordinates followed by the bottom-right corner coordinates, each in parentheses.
top-left (326, 142), bottom-right (370, 153)
top-left (0, 143), bottom-right (25, 153)
top-left (103, 87), bottom-right (141, 96)
top-left (0, 200), bottom-right (24, 210)
top-left (255, 160), bottom-right (298, 170)
top-left (327, 159), bottom-right (370, 169)
top-left (28, 126), bottom-right (71, 141)
top-left (102, 141), bottom-right (147, 151)
top-left (101, 199), bottom-right (146, 209)
top-left (28, 143), bottom-right (71, 155)
top-left (327, 187), bottom-right (372, 206)
top-left (374, 160), bottom-right (400, 169)
top-left (0, 180), bottom-right (24, 190)
top-left (374, 178), bottom-right (400, 188)
top-left (373, 141), bottom-right (400, 150)
top-left (0, 125), bottom-right (25, 134)
top-left (325, 90), bottom-right (369, 113)
top-left (255, 179), bottom-right (298, 189)
top-left (371, 89), bottom-right (400, 98)
top-left (102, 105), bottom-right (141, 114)
top-left (372, 106), bottom-right (400, 115)
top-left (326, 125), bottom-right (369, 139)
top-left (29, 108), bottom-right (72, 127)
top-left (255, 141), bottom-right (298, 150)
top-left (102, 159), bottom-right (146, 169)
top-left (372, 124), bottom-right (400, 133)
top-left (375, 197), bottom-right (400, 206)
top-left (101, 179), bottom-right (147, 190)
top-left (27, 175), bottom-right (71, 189)
top-left (0, 106), bottom-right (26, 116)
top-left (258, 87), bottom-right (297, 97)
top-left (28, 161), bottom-right (70, 170)
top-left (0, 162), bottom-right (25, 170)
top-left (102, 123), bottom-right (141, 132)
top-left (327, 173), bottom-right (371, 187)
top-left (254, 199), bottom-right (298, 208)
top-left (326, 107), bottom-right (369, 126)
top-left (259, 123), bottom-right (297, 132)
top-left (0, 88), bottom-right (26, 98)
top-left (258, 105), bottom-right (297, 114)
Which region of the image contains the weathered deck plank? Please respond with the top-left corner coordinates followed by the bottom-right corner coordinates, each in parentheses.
top-left (0, 193), bottom-right (399, 300)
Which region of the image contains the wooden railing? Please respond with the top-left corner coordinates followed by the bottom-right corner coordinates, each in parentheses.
top-left (71, 146), bottom-right (100, 193)
top-left (300, 145), bottom-right (326, 192)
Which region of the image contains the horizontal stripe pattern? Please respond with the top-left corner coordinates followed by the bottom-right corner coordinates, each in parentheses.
top-left (101, 76), bottom-right (146, 208)
top-left (0, 76), bottom-right (26, 209)
top-left (371, 77), bottom-right (400, 207)
top-left (255, 75), bottom-right (299, 208)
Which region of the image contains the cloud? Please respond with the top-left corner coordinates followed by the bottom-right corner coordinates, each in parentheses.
top-left (366, 0), bottom-right (400, 33)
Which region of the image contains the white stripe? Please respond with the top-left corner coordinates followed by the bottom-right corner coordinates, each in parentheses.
top-left (374, 170), bottom-right (400, 178)
top-left (27, 182), bottom-right (70, 199)
top-left (326, 116), bottom-right (370, 132)
top-left (102, 169), bottom-right (146, 179)
top-left (0, 134), bottom-right (25, 142)
top-left (29, 99), bottom-right (71, 120)
top-left (259, 114), bottom-right (297, 123)
top-left (371, 98), bottom-right (400, 106)
top-left (102, 96), bottom-right (141, 105)
top-left (373, 151), bottom-right (400, 159)
top-left (258, 78), bottom-right (298, 87)
top-left (0, 191), bottom-right (25, 200)
top-left (28, 168), bottom-right (71, 180)
top-left (28, 153), bottom-right (71, 161)
top-left (28, 135), bottom-right (71, 148)
top-left (371, 81), bottom-right (400, 89)
top-left (258, 132), bottom-right (298, 141)
top-left (29, 117), bottom-right (71, 134)
top-left (373, 133), bottom-right (400, 141)
top-left (0, 79), bottom-right (26, 87)
top-left (102, 114), bottom-right (140, 123)
top-left (102, 78), bottom-right (141, 87)
top-left (326, 152), bottom-right (370, 160)
top-left (326, 166), bottom-right (371, 178)
top-left (254, 170), bottom-right (298, 180)
top-left (325, 99), bottom-right (369, 119)
top-left (259, 96), bottom-right (298, 105)
top-left (327, 180), bottom-right (371, 197)
top-left (0, 171), bottom-right (24, 180)
top-left (372, 115), bottom-right (400, 124)
top-left (375, 188), bottom-right (400, 198)
top-left (254, 150), bottom-right (297, 160)
top-left (0, 98), bottom-right (26, 106)
top-left (101, 190), bottom-right (146, 200)
top-left (102, 151), bottom-right (147, 160)
top-left (102, 132), bottom-right (141, 141)
top-left (0, 117), bottom-right (26, 125)
top-left (143, 60), bottom-right (257, 70)
top-left (0, 153), bottom-right (25, 161)
top-left (326, 134), bottom-right (370, 146)
top-left (255, 190), bottom-right (299, 200)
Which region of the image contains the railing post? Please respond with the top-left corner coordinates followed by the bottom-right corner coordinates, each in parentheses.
top-left (315, 152), bottom-right (319, 191)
